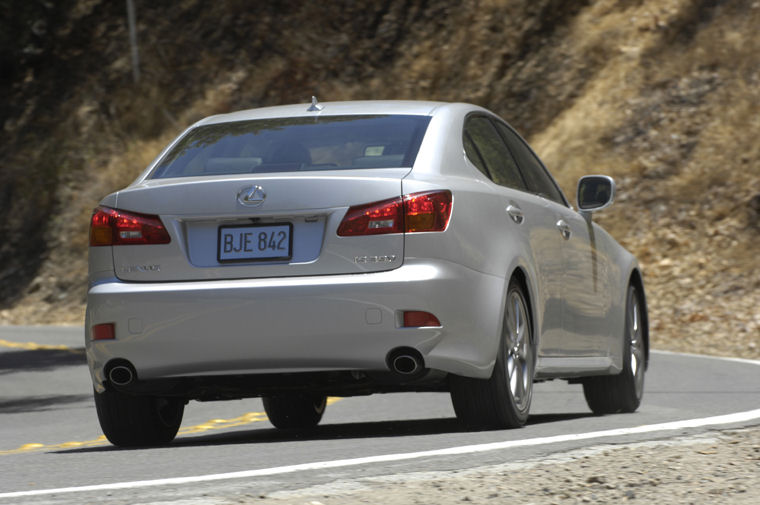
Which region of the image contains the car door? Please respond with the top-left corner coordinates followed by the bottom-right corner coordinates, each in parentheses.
top-left (463, 115), bottom-right (565, 353)
top-left (494, 121), bottom-right (608, 357)
top-left (557, 209), bottom-right (610, 355)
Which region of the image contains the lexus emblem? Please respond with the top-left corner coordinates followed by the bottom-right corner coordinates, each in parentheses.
top-left (237, 185), bottom-right (266, 207)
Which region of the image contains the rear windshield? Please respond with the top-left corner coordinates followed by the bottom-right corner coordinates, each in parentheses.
top-left (150, 115), bottom-right (431, 179)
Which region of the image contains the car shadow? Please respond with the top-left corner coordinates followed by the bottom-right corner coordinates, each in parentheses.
top-left (0, 348), bottom-right (86, 374)
top-left (527, 412), bottom-right (596, 425)
top-left (54, 411), bottom-right (595, 453)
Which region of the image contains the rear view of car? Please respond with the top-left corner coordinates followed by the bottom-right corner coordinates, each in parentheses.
top-left (86, 101), bottom-right (467, 446)
top-left (86, 100), bottom-right (647, 447)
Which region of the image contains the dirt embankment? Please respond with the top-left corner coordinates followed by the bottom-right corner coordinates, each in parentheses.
top-left (253, 427), bottom-right (760, 505)
top-left (1, 0), bottom-right (758, 359)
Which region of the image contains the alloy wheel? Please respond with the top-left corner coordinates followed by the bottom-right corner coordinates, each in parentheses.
top-left (629, 289), bottom-right (645, 400)
top-left (505, 289), bottom-right (533, 413)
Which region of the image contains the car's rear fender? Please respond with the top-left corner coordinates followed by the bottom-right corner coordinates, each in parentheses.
top-left (401, 175), bottom-right (542, 378)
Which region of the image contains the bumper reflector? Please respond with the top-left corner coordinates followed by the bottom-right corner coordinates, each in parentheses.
top-left (402, 311), bottom-right (441, 328)
top-left (92, 323), bottom-right (115, 341)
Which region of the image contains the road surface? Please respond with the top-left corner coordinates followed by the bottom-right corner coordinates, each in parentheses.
top-left (0, 325), bottom-right (758, 503)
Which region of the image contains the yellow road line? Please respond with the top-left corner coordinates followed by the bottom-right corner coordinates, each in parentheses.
top-left (0, 339), bottom-right (83, 354)
top-left (0, 398), bottom-right (342, 455)
top-left (0, 436), bottom-right (109, 456)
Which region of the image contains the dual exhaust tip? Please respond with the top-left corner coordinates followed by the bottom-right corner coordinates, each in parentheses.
top-left (107, 350), bottom-right (425, 387)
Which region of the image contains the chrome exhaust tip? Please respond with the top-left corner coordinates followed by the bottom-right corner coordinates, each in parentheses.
top-left (387, 347), bottom-right (425, 377)
top-left (108, 363), bottom-right (136, 387)
top-left (392, 354), bottom-right (421, 375)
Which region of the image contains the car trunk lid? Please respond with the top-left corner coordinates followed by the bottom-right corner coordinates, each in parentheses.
top-left (111, 169), bottom-right (409, 282)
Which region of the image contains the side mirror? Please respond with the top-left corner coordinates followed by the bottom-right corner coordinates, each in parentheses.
top-left (577, 175), bottom-right (615, 215)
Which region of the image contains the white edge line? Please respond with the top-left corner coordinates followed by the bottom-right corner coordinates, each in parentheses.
top-left (651, 349), bottom-right (760, 366)
top-left (2, 408), bottom-right (760, 499)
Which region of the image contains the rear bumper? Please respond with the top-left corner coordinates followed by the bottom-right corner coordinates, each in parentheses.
top-left (86, 260), bottom-right (506, 393)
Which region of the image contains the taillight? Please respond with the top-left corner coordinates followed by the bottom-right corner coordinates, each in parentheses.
top-left (89, 206), bottom-right (171, 246)
top-left (404, 190), bottom-right (452, 232)
top-left (336, 197), bottom-right (404, 236)
top-left (337, 190), bottom-right (452, 236)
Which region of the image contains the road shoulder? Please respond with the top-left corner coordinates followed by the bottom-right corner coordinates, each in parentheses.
top-left (259, 426), bottom-right (760, 505)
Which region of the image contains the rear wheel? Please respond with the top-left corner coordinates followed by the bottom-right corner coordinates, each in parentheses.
top-left (94, 389), bottom-right (184, 447)
top-left (450, 280), bottom-right (534, 429)
top-left (263, 394), bottom-right (327, 430)
top-left (583, 284), bottom-right (646, 414)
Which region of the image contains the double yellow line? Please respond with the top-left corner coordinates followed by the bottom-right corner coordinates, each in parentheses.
top-left (1, 399), bottom-right (341, 455)
top-left (1, 338), bottom-right (342, 454)
top-left (0, 339), bottom-right (83, 354)
top-left (0, 411), bottom-right (269, 455)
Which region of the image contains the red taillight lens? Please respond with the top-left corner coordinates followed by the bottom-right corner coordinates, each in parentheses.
top-left (337, 190), bottom-right (452, 236)
top-left (402, 311), bottom-right (442, 327)
top-left (92, 323), bottom-right (115, 340)
top-left (403, 190), bottom-right (452, 232)
top-left (89, 206), bottom-right (171, 246)
top-left (337, 197), bottom-right (404, 236)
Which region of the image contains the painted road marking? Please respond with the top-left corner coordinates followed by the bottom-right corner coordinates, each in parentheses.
top-left (0, 398), bottom-right (342, 456)
top-left (0, 339), bottom-right (83, 354)
top-left (1, 408), bottom-right (759, 499)
top-left (0, 338), bottom-right (338, 455)
top-left (652, 349), bottom-right (760, 366)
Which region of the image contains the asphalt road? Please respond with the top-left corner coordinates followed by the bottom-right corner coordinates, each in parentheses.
top-left (1, 325), bottom-right (758, 504)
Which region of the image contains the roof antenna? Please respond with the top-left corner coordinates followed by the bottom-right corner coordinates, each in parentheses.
top-left (307, 96), bottom-right (324, 112)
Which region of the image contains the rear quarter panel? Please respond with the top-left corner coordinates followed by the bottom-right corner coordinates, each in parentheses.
top-left (401, 105), bottom-right (541, 374)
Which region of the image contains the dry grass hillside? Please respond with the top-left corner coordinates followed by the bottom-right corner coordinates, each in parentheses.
top-left (1, 0), bottom-right (758, 358)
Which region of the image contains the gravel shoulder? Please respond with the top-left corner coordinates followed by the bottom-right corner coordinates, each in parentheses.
top-left (251, 427), bottom-right (760, 505)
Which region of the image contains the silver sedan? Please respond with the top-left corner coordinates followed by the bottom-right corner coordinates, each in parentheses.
top-left (86, 100), bottom-right (648, 446)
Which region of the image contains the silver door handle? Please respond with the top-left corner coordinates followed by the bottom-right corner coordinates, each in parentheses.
top-left (506, 205), bottom-right (524, 224)
top-left (556, 219), bottom-right (571, 240)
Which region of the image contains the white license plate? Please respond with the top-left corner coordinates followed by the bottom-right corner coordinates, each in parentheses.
top-left (218, 224), bottom-right (292, 262)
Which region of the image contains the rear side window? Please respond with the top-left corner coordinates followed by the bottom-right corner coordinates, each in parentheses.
top-left (494, 122), bottom-right (567, 206)
top-left (463, 116), bottom-right (527, 191)
top-left (463, 131), bottom-right (490, 177)
top-left (150, 115), bottom-right (431, 179)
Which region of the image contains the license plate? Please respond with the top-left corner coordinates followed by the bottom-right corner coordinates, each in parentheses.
top-left (217, 223), bottom-right (292, 262)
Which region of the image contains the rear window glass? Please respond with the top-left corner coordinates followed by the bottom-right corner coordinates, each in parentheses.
top-left (150, 115), bottom-right (431, 179)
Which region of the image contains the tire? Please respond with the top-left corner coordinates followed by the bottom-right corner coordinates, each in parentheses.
top-left (94, 389), bottom-right (184, 447)
top-left (263, 394), bottom-right (327, 430)
top-left (583, 284), bottom-right (646, 414)
top-left (450, 280), bottom-right (535, 429)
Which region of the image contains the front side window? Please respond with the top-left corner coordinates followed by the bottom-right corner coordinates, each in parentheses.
top-left (150, 115), bottom-right (431, 179)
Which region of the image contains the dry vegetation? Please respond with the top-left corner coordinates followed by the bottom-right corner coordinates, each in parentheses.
top-left (1, 0), bottom-right (758, 358)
